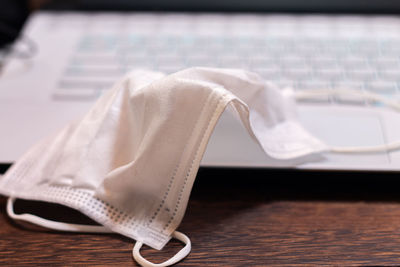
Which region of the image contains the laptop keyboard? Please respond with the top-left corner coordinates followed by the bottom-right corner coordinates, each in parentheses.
top-left (54, 14), bottom-right (400, 104)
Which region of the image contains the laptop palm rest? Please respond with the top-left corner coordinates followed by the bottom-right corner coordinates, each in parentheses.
top-left (202, 105), bottom-right (389, 169)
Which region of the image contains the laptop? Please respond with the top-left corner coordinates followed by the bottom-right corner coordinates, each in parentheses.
top-left (1, 0), bottom-right (400, 171)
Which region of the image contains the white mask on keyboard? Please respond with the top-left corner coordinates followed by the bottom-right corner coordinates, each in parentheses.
top-left (3, 67), bottom-right (394, 267)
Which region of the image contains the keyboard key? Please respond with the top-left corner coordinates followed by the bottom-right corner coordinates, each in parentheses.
top-left (265, 44), bottom-right (288, 53)
top-left (279, 56), bottom-right (307, 67)
top-left (275, 79), bottom-right (295, 89)
top-left (58, 79), bottom-right (115, 90)
top-left (314, 67), bottom-right (344, 79)
top-left (250, 57), bottom-right (278, 68)
top-left (380, 44), bottom-right (400, 55)
top-left (71, 55), bottom-right (119, 66)
top-left (252, 67), bottom-right (281, 79)
top-left (321, 44), bottom-right (349, 55)
top-left (334, 81), bottom-right (364, 90)
top-left (340, 56), bottom-right (367, 68)
top-left (310, 56), bottom-right (338, 68)
top-left (157, 55), bottom-right (185, 67)
top-left (52, 88), bottom-right (98, 101)
top-left (297, 80), bottom-right (332, 90)
top-left (370, 57), bottom-right (399, 69)
top-left (379, 70), bottom-right (400, 81)
top-left (77, 38), bottom-right (116, 52)
top-left (349, 43), bottom-right (379, 55)
top-left (218, 56), bottom-right (249, 68)
top-left (186, 56), bottom-right (217, 67)
top-left (157, 55), bottom-right (186, 69)
top-left (124, 55), bottom-right (155, 69)
top-left (284, 68), bottom-right (311, 79)
top-left (346, 69), bottom-right (376, 80)
top-left (64, 66), bottom-right (126, 77)
top-left (366, 80), bottom-right (398, 94)
top-left (292, 43), bottom-right (320, 55)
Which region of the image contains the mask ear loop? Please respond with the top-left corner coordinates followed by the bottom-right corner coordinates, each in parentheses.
top-left (133, 231), bottom-right (191, 267)
top-left (294, 88), bottom-right (400, 153)
top-left (6, 197), bottom-right (112, 233)
top-left (8, 197), bottom-right (191, 266)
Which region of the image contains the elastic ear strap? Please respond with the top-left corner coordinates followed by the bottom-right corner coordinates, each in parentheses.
top-left (133, 231), bottom-right (191, 267)
top-left (295, 88), bottom-right (400, 153)
top-left (7, 197), bottom-right (112, 233)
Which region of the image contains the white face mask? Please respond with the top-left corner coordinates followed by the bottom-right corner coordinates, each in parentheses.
top-left (1, 67), bottom-right (399, 266)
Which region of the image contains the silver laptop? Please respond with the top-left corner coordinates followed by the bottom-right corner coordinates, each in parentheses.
top-left (2, 2), bottom-right (400, 171)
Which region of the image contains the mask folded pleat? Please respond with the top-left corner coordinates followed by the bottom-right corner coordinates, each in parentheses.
top-left (0, 67), bottom-right (331, 266)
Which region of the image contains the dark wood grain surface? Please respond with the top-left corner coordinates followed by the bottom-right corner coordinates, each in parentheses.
top-left (2, 168), bottom-right (400, 266)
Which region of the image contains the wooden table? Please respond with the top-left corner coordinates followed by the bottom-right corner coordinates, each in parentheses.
top-left (1, 168), bottom-right (400, 266)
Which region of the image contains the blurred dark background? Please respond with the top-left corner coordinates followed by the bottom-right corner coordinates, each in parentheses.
top-left (0, 0), bottom-right (50, 47)
top-left (2, 0), bottom-right (400, 48)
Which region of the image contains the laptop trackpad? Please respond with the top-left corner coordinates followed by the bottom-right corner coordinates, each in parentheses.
top-left (299, 106), bottom-right (390, 166)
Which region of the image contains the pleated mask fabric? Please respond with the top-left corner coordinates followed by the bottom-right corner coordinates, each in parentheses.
top-left (0, 68), bottom-right (328, 265)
